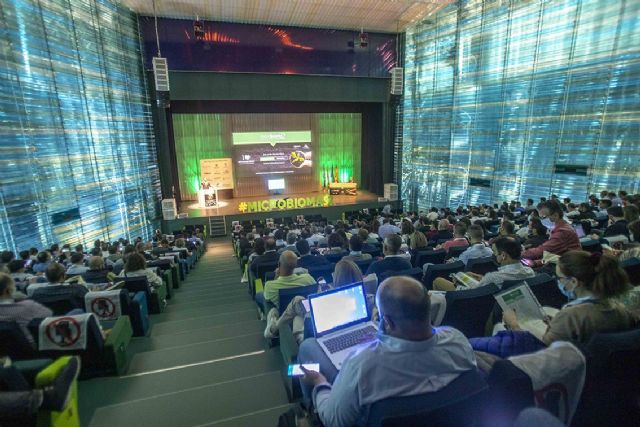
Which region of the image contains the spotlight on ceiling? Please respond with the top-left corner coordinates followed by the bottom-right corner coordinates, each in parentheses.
top-left (194, 19), bottom-right (205, 41)
top-left (359, 32), bottom-right (368, 48)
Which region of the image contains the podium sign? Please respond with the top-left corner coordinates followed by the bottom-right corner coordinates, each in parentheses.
top-left (198, 188), bottom-right (218, 208)
top-left (200, 158), bottom-right (234, 189)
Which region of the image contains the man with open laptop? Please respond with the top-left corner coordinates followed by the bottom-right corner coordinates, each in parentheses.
top-left (298, 276), bottom-right (477, 427)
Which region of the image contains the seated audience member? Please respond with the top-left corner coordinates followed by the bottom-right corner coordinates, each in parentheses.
top-left (0, 251), bottom-right (14, 271)
top-left (296, 239), bottom-right (330, 269)
top-left (27, 263), bottom-right (88, 309)
top-left (522, 218), bottom-right (548, 249)
top-left (306, 226), bottom-right (325, 247)
top-left (278, 232), bottom-right (299, 254)
top-left (32, 251), bottom-right (52, 274)
top-left (521, 201), bottom-right (581, 261)
top-left (332, 259), bottom-right (364, 288)
top-left (458, 225), bottom-right (493, 266)
top-left (623, 204), bottom-right (639, 224)
top-left (577, 202), bottom-right (596, 220)
top-left (247, 238), bottom-right (265, 263)
top-left (367, 221), bottom-right (381, 241)
top-left (377, 218), bottom-right (400, 240)
top-left (431, 219), bottom-right (454, 242)
top-left (274, 229), bottom-right (286, 248)
top-left (400, 221), bottom-right (415, 244)
top-left (250, 237), bottom-right (279, 276)
top-left (264, 258), bottom-right (364, 342)
top-left (342, 236), bottom-right (372, 262)
top-left (316, 226), bottom-right (333, 247)
top-left (408, 230), bottom-right (428, 251)
top-left (298, 276), bottom-right (477, 427)
top-left (433, 237), bottom-right (535, 291)
top-left (257, 251), bottom-right (316, 310)
top-left (0, 273), bottom-right (52, 343)
top-left (497, 220), bottom-right (517, 240)
top-left (325, 233), bottom-right (347, 255)
top-left (499, 251), bottom-right (637, 348)
top-left (173, 238), bottom-right (192, 256)
top-left (65, 252), bottom-right (88, 276)
top-left (604, 206), bottom-right (629, 238)
top-left (118, 253), bottom-right (163, 289)
top-left (7, 260), bottom-right (34, 291)
top-left (358, 228), bottom-right (379, 250)
top-left (82, 256), bottom-right (115, 284)
top-left (0, 354), bottom-right (82, 417)
top-left (437, 223), bottom-right (469, 252)
top-left (365, 234), bottom-right (412, 276)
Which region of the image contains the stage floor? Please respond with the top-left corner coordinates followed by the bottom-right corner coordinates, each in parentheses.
top-left (179, 190), bottom-right (381, 219)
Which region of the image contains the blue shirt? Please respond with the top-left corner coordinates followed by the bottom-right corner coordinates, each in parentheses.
top-left (378, 223), bottom-right (401, 239)
top-left (312, 327), bottom-right (477, 427)
top-left (458, 243), bottom-right (494, 266)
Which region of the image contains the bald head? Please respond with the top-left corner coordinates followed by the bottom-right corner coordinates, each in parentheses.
top-left (278, 250), bottom-right (298, 276)
top-left (376, 277), bottom-right (432, 340)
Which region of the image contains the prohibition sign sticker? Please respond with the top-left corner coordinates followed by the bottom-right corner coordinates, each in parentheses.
top-left (45, 317), bottom-right (81, 347)
top-left (91, 297), bottom-right (116, 318)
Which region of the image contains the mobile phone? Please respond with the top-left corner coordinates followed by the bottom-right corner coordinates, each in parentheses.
top-left (521, 258), bottom-right (533, 267)
top-left (287, 363), bottom-right (320, 376)
top-left (301, 299), bottom-right (310, 313)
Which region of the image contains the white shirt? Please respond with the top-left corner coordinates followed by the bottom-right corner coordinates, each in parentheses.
top-left (378, 223), bottom-right (401, 239)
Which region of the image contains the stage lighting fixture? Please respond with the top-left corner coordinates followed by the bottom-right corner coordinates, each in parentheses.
top-left (194, 20), bottom-right (205, 40)
top-left (359, 32), bottom-right (368, 48)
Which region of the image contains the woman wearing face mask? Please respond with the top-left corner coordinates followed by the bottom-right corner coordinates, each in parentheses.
top-left (504, 250), bottom-right (637, 346)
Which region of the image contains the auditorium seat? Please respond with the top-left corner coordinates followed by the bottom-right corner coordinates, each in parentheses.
top-left (27, 315), bottom-right (132, 378)
top-left (482, 359), bottom-right (534, 427)
top-left (572, 328), bottom-right (640, 427)
top-left (379, 267), bottom-right (424, 283)
top-left (441, 284), bottom-right (499, 338)
top-left (0, 320), bottom-right (39, 360)
top-left (422, 261), bottom-right (465, 290)
top-left (447, 245), bottom-right (468, 259)
top-left (31, 287), bottom-right (85, 316)
top-left (465, 257), bottom-right (498, 275)
top-left (307, 263), bottom-right (336, 284)
top-left (621, 257), bottom-right (640, 285)
top-left (364, 369), bottom-right (488, 427)
top-left (354, 258), bottom-right (373, 274)
top-left (121, 276), bottom-right (166, 314)
top-left (580, 239), bottom-right (602, 253)
top-left (415, 249), bottom-right (447, 269)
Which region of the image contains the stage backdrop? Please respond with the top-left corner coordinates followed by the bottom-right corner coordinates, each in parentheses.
top-left (173, 113), bottom-right (361, 200)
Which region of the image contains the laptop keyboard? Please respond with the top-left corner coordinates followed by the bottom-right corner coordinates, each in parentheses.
top-left (324, 325), bottom-right (378, 354)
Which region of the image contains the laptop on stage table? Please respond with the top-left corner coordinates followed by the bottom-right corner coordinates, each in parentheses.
top-left (309, 282), bottom-right (378, 370)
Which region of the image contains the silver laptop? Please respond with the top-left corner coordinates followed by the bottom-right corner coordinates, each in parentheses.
top-left (309, 282), bottom-right (378, 370)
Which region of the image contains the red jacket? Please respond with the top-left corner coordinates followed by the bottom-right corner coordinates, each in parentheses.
top-left (522, 220), bottom-right (581, 260)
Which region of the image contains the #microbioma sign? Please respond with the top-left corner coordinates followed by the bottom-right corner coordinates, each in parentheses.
top-left (238, 195), bottom-right (331, 213)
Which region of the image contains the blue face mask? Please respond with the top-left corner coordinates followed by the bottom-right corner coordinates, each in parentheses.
top-left (541, 217), bottom-right (555, 230)
top-left (557, 280), bottom-right (576, 300)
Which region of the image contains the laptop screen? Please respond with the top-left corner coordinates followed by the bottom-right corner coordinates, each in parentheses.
top-left (310, 282), bottom-right (369, 336)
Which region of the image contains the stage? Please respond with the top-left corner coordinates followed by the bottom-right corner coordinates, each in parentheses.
top-left (162, 190), bottom-right (396, 233)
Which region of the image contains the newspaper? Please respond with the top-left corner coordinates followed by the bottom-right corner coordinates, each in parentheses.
top-left (494, 283), bottom-right (551, 341)
top-left (451, 272), bottom-right (479, 288)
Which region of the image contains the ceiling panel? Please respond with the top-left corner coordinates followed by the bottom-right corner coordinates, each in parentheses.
top-left (119, 0), bottom-right (452, 32)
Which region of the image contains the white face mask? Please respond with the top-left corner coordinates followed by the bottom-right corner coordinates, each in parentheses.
top-left (541, 217), bottom-right (555, 230)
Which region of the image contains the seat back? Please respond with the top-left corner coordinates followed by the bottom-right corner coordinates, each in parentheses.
top-left (354, 258), bottom-right (373, 274)
top-left (415, 249), bottom-right (447, 268)
top-left (129, 291), bottom-right (150, 337)
top-left (31, 286), bottom-right (83, 315)
top-left (529, 276), bottom-right (567, 309)
top-left (422, 261), bottom-right (464, 290)
top-left (447, 245), bottom-right (468, 259)
top-left (442, 284), bottom-right (499, 338)
top-left (256, 262), bottom-right (279, 283)
top-left (0, 321), bottom-right (37, 360)
top-left (122, 276), bottom-right (152, 302)
top-left (411, 249), bottom-right (432, 267)
top-left (307, 263), bottom-right (337, 284)
top-left (325, 252), bottom-right (347, 263)
top-left (379, 267), bottom-right (424, 282)
top-left (482, 359), bottom-right (534, 427)
top-left (573, 329), bottom-right (640, 426)
top-left (28, 314), bottom-right (105, 356)
top-left (465, 256), bottom-right (498, 274)
top-left (580, 239), bottom-right (602, 254)
top-left (278, 283), bottom-right (318, 312)
top-left (363, 248), bottom-right (382, 258)
top-left (621, 257), bottom-right (640, 285)
top-left (365, 369), bottom-right (488, 427)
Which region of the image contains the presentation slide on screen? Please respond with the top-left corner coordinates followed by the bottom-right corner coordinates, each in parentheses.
top-left (232, 131), bottom-right (313, 177)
